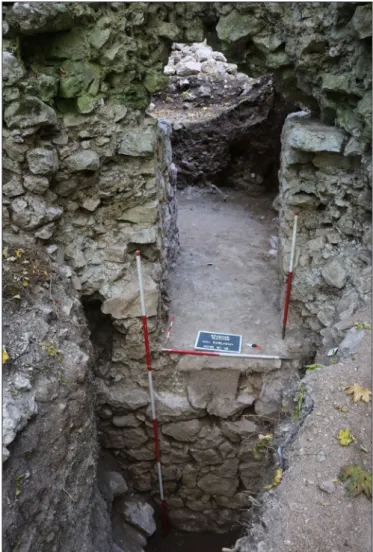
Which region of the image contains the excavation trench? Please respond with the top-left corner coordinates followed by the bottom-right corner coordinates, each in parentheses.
top-left (83, 124), bottom-right (301, 550)
top-left (80, 44), bottom-right (305, 552)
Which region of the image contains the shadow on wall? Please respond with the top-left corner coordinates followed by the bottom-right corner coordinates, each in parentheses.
top-left (82, 296), bottom-right (113, 379)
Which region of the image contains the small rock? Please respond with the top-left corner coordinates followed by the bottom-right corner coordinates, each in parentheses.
top-left (321, 259), bottom-right (347, 289)
top-left (65, 150), bottom-right (100, 172)
top-left (3, 51), bottom-right (25, 86)
top-left (107, 472), bottom-right (128, 497)
top-left (3, 175), bottom-right (24, 197)
top-left (197, 85), bottom-right (211, 97)
top-left (175, 60), bottom-right (201, 76)
top-left (121, 499), bottom-right (156, 536)
top-left (212, 51), bottom-right (227, 62)
top-left (26, 148), bottom-right (58, 176)
top-left (62, 299), bottom-right (73, 316)
top-left (35, 223), bottom-right (55, 240)
top-left (24, 175), bottom-right (50, 194)
top-left (164, 65), bottom-right (176, 76)
top-left (195, 46), bottom-right (213, 62)
top-left (82, 198), bottom-right (101, 212)
top-left (317, 450), bottom-right (327, 462)
top-left (14, 375), bottom-right (32, 391)
top-left (318, 480), bottom-right (335, 494)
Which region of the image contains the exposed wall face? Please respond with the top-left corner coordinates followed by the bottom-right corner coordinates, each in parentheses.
top-left (2, 248), bottom-right (112, 552)
top-left (278, 115), bottom-right (372, 357)
top-left (96, 352), bottom-right (300, 532)
top-left (168, 77), bottom-right (294, 193)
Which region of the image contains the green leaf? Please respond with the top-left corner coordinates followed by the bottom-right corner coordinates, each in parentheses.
top-left (305, 363), bottom-right (324, 373)
top-left (355, 322), bottom-right (371, 330)
top-left (339, 464), bottom-right (372, 499)
top-left (338, 428), bottom-right (355, 446)
top-left (253, 434), bottom-right (273, 458)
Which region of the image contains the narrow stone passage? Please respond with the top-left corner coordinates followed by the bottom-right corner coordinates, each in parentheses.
top-left (165, 187), bottom-right (288, 357)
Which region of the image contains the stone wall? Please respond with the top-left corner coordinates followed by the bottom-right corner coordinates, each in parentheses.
top-left (96, 351), bottom-right (300, 532)
top-left (277, 114), bottom-right (372, 358)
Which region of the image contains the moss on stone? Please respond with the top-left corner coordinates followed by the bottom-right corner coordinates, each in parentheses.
top-left (76, 94), bottom-right (101, 114)
top-left (216, 9), bottom-right (265, 43)
top-left (58, 60), bottom-right (101, 98)
top-left (59, 75), bottom-right (84, 98)
top-left (49, 28), bottom-right (90, 60)
top-left (89, 27), bottom-right (111, 50)
top-left (143, 70), bottom-right (168, 93)
top-left (109, 84), bottom-right (149, 110)
top-left (37, 74), bottom-right (58, 104)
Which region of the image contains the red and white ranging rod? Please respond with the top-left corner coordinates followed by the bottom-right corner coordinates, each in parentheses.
top-left (282, 211), bottom-right (299, 340)
top-left (136, 251), bottom-right (168, 533)
top-left (165, 315), bottom-right (175, 344)
top-left (161, 348), bottom-right (294, 361)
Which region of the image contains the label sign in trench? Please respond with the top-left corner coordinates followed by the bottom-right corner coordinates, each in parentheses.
top-left (194, 331), bottom-right (242, 353)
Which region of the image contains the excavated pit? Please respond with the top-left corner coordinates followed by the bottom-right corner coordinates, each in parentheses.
top-left (2, 5), bottom-right (371, 552)
top-left (82, 43), bottom-right (305, 551)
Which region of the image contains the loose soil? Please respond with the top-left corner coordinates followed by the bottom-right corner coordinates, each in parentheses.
top-left (164, 187), bottom-right (288, 357)
top-left (236, 320), bottom-right (372, 552)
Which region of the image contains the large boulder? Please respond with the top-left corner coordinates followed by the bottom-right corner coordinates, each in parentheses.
top-left (9, 2), bottom-right (78, 34)
top-left (65, 150), bottom-right (100, 172)
top-left (197, 473), bottom-right (239, 497)
top-left (162, 419), bottom-right (202, 442)
top-left (120, 499), bottom-right (156, 537)
top-left (96, 380), bottom-right (149, 411)
top-left (322, 259), bottom-right (347, 289)
top-left (4, 97), bottom-right (57, 129)
top-left (286, 120), bottom-right (345, 153)
top-left (26, 148), bottom-right (59, 176)
top-left (101, 272), bottom-right (158, 319)
top-left (3, 51), bottom-right (24, 85)
top-left (352, 4), bottom-right (372, 39)
top-left (216, 9), bottom-right (265, 43)
top-left (118, 126), bottom-right (156, 157)
top-left (10, 194), bottom-right (63, 230)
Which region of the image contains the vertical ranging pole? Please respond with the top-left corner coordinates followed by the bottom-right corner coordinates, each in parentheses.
top-left (282, 212), bottom-right (299, 340)
top-left (165, 315), bottom-right (175, 344)
top-left (136, 251), bottom-right (168, 533)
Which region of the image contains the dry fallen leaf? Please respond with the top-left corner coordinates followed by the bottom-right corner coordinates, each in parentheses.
top-left (345, 383), bottom-right (372, 403)
top-left (2, 346), bottom-right (9, 364)
top-left (335, 405), bottom-right (349, 413)
top-left (264, 468), bottom-right (283, 489)
top-left (338, 428), bottom-right (355, 446)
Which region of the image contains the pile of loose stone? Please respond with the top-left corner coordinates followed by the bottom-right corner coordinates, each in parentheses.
top-left (152, 40), bottom-right (258, 113)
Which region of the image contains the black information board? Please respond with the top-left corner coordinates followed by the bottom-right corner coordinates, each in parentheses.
top-left (194, 331), bottom-right (242, 353)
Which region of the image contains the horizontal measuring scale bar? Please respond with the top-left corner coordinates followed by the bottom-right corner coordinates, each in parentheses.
top-left (161, 348), bottom-right (295, 361)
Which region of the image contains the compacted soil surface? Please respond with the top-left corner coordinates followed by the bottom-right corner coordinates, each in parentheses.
top-left (164, 187), bottom-right (287, 358)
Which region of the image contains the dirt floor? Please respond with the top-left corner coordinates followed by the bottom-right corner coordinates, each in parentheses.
top-left (164, 187), bottom-right (288, 357)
